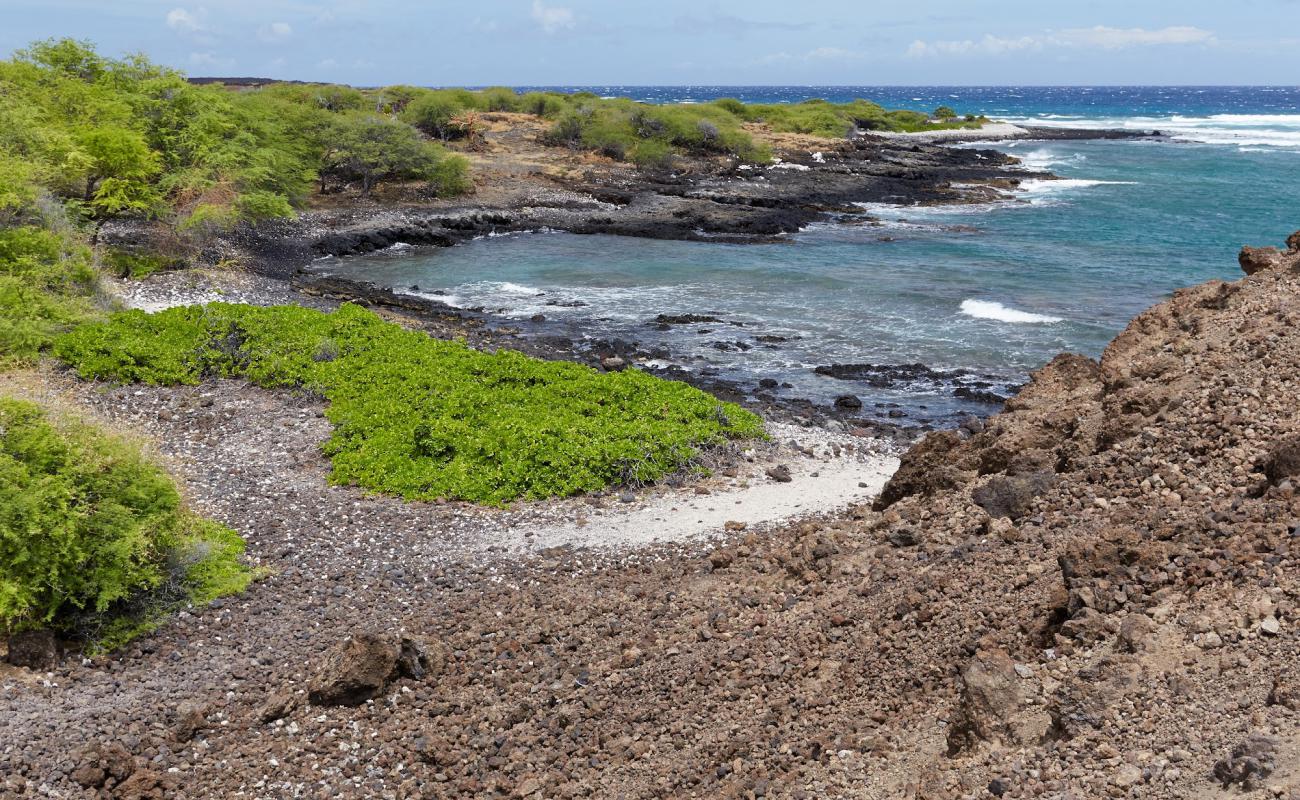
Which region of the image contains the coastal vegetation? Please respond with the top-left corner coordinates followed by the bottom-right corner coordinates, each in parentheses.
top-left (55, 302), bottom-right (765, 505)
top-left (0, 38), bottom-right (470, 230)
top-left (0, 397), bottom-right (253, 647)
top-left (0, 37), bottom-right (980, 653)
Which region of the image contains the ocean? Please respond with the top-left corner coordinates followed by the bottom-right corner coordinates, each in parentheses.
top-left (325, 86), bottom-right (1300, 426)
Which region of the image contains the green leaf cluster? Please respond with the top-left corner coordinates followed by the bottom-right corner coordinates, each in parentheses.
top-left (708, 97), bottom-right (989, 137)
top-left (0, 396), bottom-right (252, 637)
top-left (0, 38), bottom-right (472, 228)
top-left (0, 225), bottom-right (99, 367)
top-left (56, 302), bottom-right (766, 505)
top-left (540, 96), bottom-right (771, 165)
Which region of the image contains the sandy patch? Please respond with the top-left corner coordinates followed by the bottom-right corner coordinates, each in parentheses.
top-left (495, 440), bottom-right (897, 553)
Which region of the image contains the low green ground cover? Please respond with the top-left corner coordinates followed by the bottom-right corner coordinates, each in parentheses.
top-left (56, 302), bottom-right (765, 505)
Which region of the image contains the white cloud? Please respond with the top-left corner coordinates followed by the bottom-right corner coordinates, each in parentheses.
top-left (759, 47), bottom-right (862, 65)
top-left (257, 21), bottom-right (293, 43)
top-left (531, 1), bottom-right (575, 34)
top-left (907, 25), bottom-right (1215, 57)
top-left (1058, 25), bottom-right (1214, 49)
top-left (805, 47), bottom-right (863, 61)
top-left (188, 51), bottom-right (232, 69)
top-left (166, 7), bottom-right (208, 33)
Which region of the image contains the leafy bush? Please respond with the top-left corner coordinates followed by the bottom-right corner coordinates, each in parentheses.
top-left (0, 225), bottom-right (98, 367)
top-left (478, 86), bottom-right (521, 112)
top-left (56, 302), bottom-right (765, 504)
top-left (541, 96), bottom-right (770, 166)
top-left (632, 139), bottom-right (674, 171)
top-left (102, 248), bottom-right (179, 279)
top-left (0, 397), bottom-right (252, 637)
top-left (404, 92), bottom-right (468, 140)
top-left (520, 91), bottom-right (567, 118)
top-left (321, 114), bottom-right (468, 196)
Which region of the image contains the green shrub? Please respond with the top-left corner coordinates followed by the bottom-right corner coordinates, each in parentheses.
top-left (0, 397), bottom-right (252, 637)
top-left (102, 248), bottom-right (178, 279)
top-left (478, 86), bottom-right (521, 112)
top-left (0, 225), bottom-right (98, 367)
top-left (520, 91), bottom-right (566, 118)
top-left (56, 302), bottom-right (765, 504)
top-left (632, 139), bottom-right (674, 171)
top-left (403, 91), bottom-right (471, 140)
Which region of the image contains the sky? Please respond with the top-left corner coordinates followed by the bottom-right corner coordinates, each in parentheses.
top-left (3, 0), bottom-right (1298, 86)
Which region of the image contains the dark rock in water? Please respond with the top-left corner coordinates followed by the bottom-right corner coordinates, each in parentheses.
top-left (886, 409), bottom-right (907, 418)
top-left (545, 299), bottom-right (588, 307)
top-left (755, 334), bottom-right (793, 343)
top-left (758, 378), bottom-right (779, 389)
top-left (5, 629), bottom-right (61, 670)
top-left (529, 313), bottom-right (546, 323)
top-left (765, 465), bottom-right (793, 483)
top-left (816, 362), bottom-right (971, 388)
top-left (954, 387), bottom-right (1008, 405)
top-left (834, 394), bottom-right (863, 410)
top-left (600, 356), bottom-right (627, 371)
top-left (972, 471), bottom-right (1056, 520)
top-left (655, 313), bottom-right (723, 325)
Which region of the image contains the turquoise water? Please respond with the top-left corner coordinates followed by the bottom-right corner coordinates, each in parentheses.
top-left (326, 88), bottom-right (1300, 425)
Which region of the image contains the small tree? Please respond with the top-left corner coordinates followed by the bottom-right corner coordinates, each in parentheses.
top-left (404, 93), bottom-right (465, 141)
top-left (934, 106), bottom-right (957, 120)
top-left (321, 114), bottom-right (467, 197)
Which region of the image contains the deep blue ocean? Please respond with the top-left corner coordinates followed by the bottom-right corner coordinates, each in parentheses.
top-left (327, 87), bottom-right (1300, 425)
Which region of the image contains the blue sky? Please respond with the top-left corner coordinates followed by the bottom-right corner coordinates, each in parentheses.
top-left (3, 0), bottom-right (1298, 85)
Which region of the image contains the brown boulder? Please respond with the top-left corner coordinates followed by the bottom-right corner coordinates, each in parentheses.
top-left (947, 648), bottom-right (1049, 754)
top-left (873, 429), bottom-right (966, 510)
top-left (308, 632), bottom-right (435, 706)
top-left (1262, 435), bottom-right (1300, 485)
top-left (971, 471), bottom-right (1055, 520)
top-left (70, 742), bottom-right (134, 789)
top-left (1239, 245), bottom-right (1287, 275)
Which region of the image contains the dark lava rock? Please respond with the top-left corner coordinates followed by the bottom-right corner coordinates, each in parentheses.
top-left (5, 629), bottom-right (61, 670)
top-left (654, 313), bottom-right (723, 325)
top-left (971, 471), bottom-right (1056, 521)
top-left (1263, 435), bottom-right (1300, 484)
top-left (1213, 736), bottom-right (1276, 789)
top-left (816, 362), bottom-right (966, 385)
top-left (758, 378), bottom-right (779, 389)
top-left (765, 465), bottom-right (793, 483)
top-left (834, 394), bottom-right (863, 410)
top-left (953, 387), bottom-right (1008, 405)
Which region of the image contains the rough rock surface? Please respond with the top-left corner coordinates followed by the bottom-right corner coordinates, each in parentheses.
top-left (4, 233), bottom-right (1300, 797)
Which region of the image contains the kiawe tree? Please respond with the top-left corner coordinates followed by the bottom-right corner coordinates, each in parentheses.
top-left (321, 113), bottom-right (468, 197)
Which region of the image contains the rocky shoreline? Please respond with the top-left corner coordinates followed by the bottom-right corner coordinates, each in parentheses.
top-left (6, 233), bottom-right (1299, 798)
top-left (98, 124), bottom-right (1154, 439)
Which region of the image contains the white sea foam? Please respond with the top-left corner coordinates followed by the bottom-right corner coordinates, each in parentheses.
top-left (960, 299), bottom-right (1062, 324)
top-left (1003, 113), bottom-right (1300, 150)
top-left (496, 281), bottom-right (544, 295)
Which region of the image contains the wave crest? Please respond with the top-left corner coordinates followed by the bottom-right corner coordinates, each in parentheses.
top-left (960, 299), bottom-right (1063, 324)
